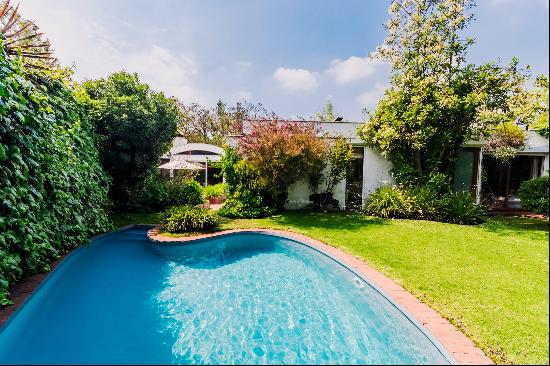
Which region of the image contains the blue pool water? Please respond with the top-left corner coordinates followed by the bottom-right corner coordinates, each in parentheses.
top-left (0, 228), bottom-right (452, 365)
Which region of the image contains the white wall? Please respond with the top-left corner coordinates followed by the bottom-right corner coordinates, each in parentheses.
top-left (285, 147), bottom-right (394, 210)
top-left (361, 147), bottom-right (394, 208)
top-left (285, 164), bottom-right (347, 210)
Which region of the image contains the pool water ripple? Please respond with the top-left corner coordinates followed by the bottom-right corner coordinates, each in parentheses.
top-left (0, 229), bottom-right (451, 365)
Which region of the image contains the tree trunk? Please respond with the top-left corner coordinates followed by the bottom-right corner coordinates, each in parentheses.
top-left (415, 150), bottom-right (423, 175)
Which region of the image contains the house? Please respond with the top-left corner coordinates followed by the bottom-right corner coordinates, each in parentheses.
top-left (228, 120), bottom-right (394, 210)
top-left (164, 121), bottom-right (548, 211)
top-left (159, 135), bottom-right (224, 186)
top-left (459, 130), bottom-right (549, 209)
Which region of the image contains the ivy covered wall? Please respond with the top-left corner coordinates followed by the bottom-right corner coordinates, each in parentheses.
top-left (0, 49), bottom-right (110, 305)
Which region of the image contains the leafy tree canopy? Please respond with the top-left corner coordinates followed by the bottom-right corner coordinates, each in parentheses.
top-left (79, 71), bottom-right (178, 207)
top-left (359, 0), bottom-right (531, 185)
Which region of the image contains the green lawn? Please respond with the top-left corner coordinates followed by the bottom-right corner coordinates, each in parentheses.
top-left (111, 211), bottom-right (549, 364)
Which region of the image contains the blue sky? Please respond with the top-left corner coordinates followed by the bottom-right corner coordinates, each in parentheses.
top-left (20, 0), bottom-right (549, 121)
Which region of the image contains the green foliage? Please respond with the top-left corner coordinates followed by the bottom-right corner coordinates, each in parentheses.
top-left (533, 112), bottom-right (549, 138)
top-left (218, 147), bottom-right (276, 218)
top-left (326, 137), bottom-right (353, 194)
top-left (360, 1), bottom-right (531, 186)
top-left (169, 180), bottom-right (204, 207)
top-left (366, 183), bottom-right (485, 225)
top-left (518, 176), bottom-right (549, 214)
top-left (79, 72), bottom-right (178, 208)
top-left (159, 206), bottom-right (218, 233)
top-left (0, 49), bottom-right (110, 305)
top-left (128, 172), bottom-right (204, 213)
top-left (436, 191), bottom-right (486, 225)
top-left (365, 186), bottom-right (414, 219)
top-left (127, 170), bottom-right (169, 212)
top-left (204, 183), bottom-right (226, 199)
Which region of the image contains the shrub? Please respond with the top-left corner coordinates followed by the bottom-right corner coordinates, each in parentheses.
top-left (160, 206), bottom-right (219, 233)
top-left (165, 179), bottom-right (204, 207)
top-left (366, 184), bottom-right (485, 225)
top-left (219, 148), bottom-right (276, 218)
top-left (238, 120), bottom-right (328, 209)
top-left (365, 186), bottom-right (414, 219)
top-left (204, 183), bottom-right (226, 199)
top-left (128, 174), bottom-right (204, 212)
top-left (518, 176), bottom-right (549, 214)
top-left (437, 191), bottom-right (486, 225)
top-left (128, 171), bottom-right (169, 212)
top-left (407, 185), bottom-right (440, 220)
top-left (218, 191), bottom-right (276, 219)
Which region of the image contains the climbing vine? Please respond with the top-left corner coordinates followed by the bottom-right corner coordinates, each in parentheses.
top-left (0, 47), bottom-right (110, 305)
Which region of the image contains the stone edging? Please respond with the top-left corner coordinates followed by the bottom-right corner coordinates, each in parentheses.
top-left (148, 227), bottom-right (493, 365)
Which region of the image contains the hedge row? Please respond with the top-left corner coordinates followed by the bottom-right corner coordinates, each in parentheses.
top-left (0, 50), bottom-right (110, 304)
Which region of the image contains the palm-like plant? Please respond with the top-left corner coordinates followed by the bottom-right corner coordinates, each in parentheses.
top-left (0, 0), bottom-right (57, 70)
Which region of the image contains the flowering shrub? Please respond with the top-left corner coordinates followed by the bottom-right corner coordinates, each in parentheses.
top-left (484, 122), bottom-right (526, 163)
top-left (238, 120), bottom-right (329, 209)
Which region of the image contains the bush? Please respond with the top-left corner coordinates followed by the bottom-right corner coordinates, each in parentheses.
top-left (218, 191), bottom-right (276, 219)
top-left (436, 191), bottom-right (486, 225)
top-left (365, 186), bottom-right (414, 219)
top-left (204, 183), bottom-right (226, 199)
top-left (128, 171), bottom-right (169, 212)
top-left (366, 184), bottom-right (486, 225)
top-left (165, 179), bottom-right (204, 207)
top-left (219, 148), bottom-right (276, 218)
top-left (518, 176), bottom-right (549, 214)
top-left (160, 206), bottom-right (219, 233)
top-left (79, 72), bottom-right (178, 208)
top-left (128, 174), bottom-right (204, 212)
top-left (407, 185), bottom-right (440, 220)
top-left (0, 50), bottom-right (110, 304)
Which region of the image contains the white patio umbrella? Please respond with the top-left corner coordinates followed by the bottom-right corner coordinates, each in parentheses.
top-left (159, 159), bottom-right (204, 178)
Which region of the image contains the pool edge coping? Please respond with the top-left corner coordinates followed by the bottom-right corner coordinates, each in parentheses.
top-left (148, 227), bottom-right (493, 366)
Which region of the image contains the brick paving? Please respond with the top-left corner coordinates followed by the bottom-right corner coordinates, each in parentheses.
top-left (149, 227), bottom-right (494, 365)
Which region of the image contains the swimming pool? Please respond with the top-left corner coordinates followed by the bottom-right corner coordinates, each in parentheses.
top-left (0, 228), bottom-right (452, 364)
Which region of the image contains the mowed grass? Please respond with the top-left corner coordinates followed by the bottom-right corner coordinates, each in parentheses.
top-left (112, 211), bottom-right (549, 364)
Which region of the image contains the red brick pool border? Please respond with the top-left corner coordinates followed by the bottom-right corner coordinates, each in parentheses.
top-left (148, 227), bottom-right (493, 365)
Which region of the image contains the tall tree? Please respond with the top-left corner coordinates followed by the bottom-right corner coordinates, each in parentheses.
top-left (79, 72), bottom-right (178, 207)
top-left (359, 0), bottom-right (527, 185)
top-left (177, 100), bottom-right (273, 145)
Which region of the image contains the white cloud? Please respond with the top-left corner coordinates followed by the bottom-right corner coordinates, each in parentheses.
top-left (356, 83), bottom-right (387, 110)
top-left (326, 56), bottom-right (384, 84)
top-left (18, 3), bottom-right (208, 104)
top-left (273, 67), bottom-right (319, 91)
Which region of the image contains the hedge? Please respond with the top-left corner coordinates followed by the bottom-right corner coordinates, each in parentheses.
top-left (0, 49), bottom-right (110, 305)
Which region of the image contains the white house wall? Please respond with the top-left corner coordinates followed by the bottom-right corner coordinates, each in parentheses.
top-left (285, 164), bottom-right (347, 210)
top-left (362, 147), bottom-right (395, 207)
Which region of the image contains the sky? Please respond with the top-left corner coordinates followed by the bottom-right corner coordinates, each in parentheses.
top-left (18, 0), bottom-right (550, 121)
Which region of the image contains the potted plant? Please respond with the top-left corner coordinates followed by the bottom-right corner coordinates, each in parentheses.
top-left (205, 183), bottom-right (226, 204)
